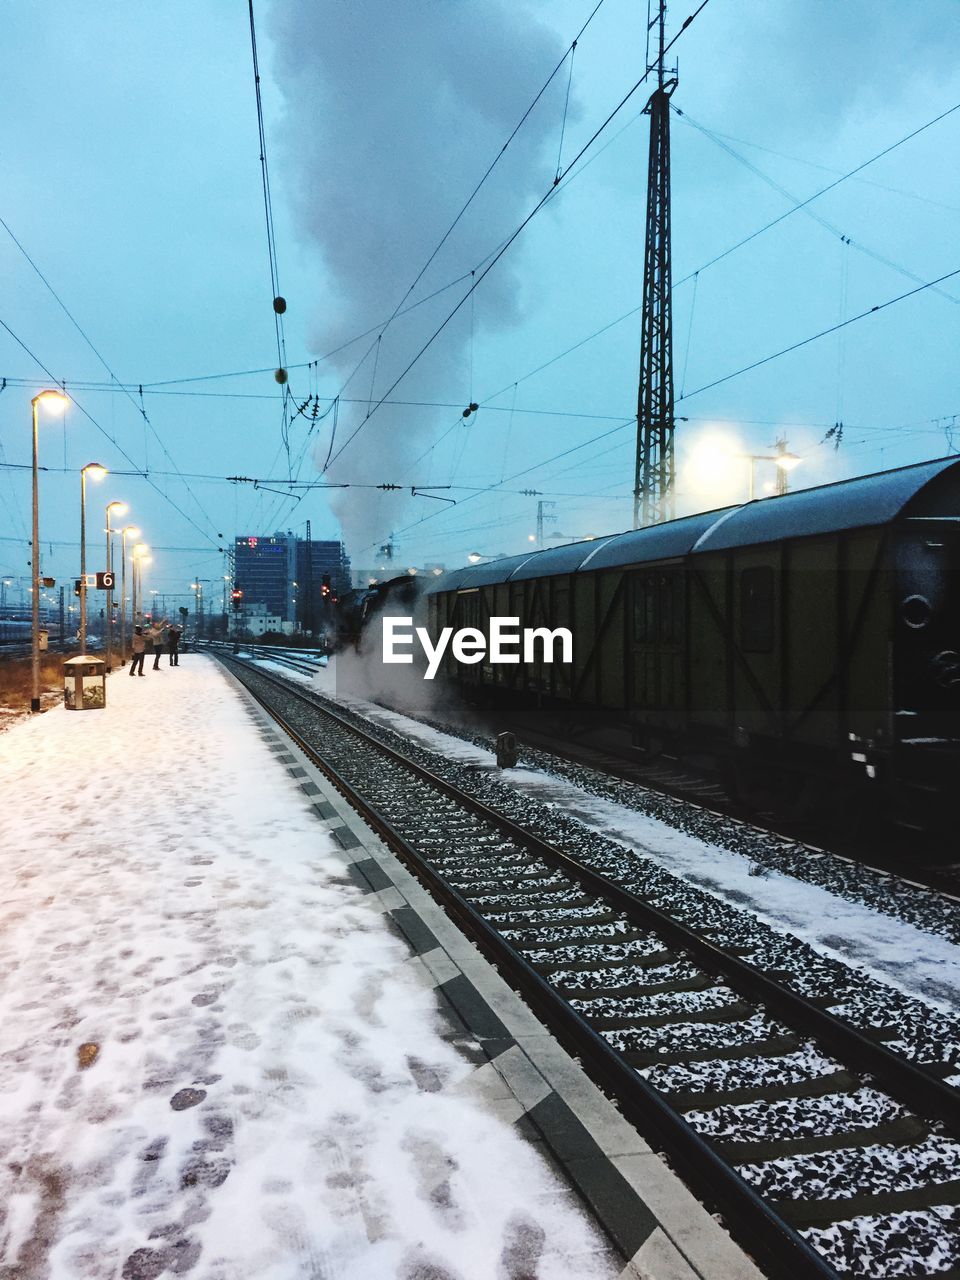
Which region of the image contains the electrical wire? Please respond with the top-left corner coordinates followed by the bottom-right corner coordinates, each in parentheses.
top-left (247, 0), bottom-right (292, 467)
top-left (677, 264), bottom-right (960, 404)
top-left (475, 96), bottom-right (960, 415)
top-left (0, 315), bottom-right (220, 546)
top-left (325, 0), bottom-right (716, 471)
top-left (671, 99), bottom-right (960, 284)
top-left (0, 216), bottom-right (223, 540)
top-left (676, 108), bottom-right (960, 304)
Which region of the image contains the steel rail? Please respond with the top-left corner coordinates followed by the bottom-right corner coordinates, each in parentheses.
top-left (224, 657), bottom-right (960, 1124)
top-left (220, 655), bottom-right (876, 1278)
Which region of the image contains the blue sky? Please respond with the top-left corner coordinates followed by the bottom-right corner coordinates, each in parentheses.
top-left (2, 0), bottom-right (959, 606)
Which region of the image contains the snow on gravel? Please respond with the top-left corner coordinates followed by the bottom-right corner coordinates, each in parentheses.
top-left (0, 658), bottom-right (618, 1280)
top-left (327, 690), bottom-right (960, 1020)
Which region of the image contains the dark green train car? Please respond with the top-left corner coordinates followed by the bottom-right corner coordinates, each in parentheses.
top-left (427, 457), bottom-right (960, 836)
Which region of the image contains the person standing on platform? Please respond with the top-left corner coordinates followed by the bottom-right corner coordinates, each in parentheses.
top-left (129, 626), bottom-right (146, 676)
top-left (148, 619), bottom-right (168, 671)
top-left (168, 625), bottom-right (181, 666)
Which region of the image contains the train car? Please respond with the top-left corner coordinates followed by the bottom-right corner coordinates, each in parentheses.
top-left (427, 456), bottom-right (960, 838)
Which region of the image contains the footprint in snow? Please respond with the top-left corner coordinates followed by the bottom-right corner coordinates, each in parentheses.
top-left (497, 1212), bottom-right (547, 1280)
top-left (398, 1250), bottom-right (464, 1280)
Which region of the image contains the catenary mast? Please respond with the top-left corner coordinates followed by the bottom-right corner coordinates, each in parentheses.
top-left (633, 0), bottom-right (677, 528)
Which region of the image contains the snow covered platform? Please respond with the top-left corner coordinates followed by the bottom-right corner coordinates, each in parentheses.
top-left (0, 656), bottom-right (761, 1280)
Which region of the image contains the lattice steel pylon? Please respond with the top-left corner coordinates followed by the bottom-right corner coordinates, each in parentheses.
top-left (633, 0), bottom-right (678, 529)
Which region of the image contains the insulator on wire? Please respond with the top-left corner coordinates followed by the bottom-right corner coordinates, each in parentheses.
top-left (275, 368), bottom-right (288, 384)
top-left (273, 296), bottom-right (287, 314)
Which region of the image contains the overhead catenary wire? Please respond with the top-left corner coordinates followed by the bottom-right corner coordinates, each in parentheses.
top-left (0, 216), bottom-right (223, 541)
top-left (363, 0), bottom-right (611, 363)
top-left (366, 256), bottom-right (960, 552)
top-left (675, 107), bottom-right (960, 305)
top-left (0, 315), bottom-right (220, 547)
top-left (324, 0), bottom-right (716, 472)
top-left (471, 96), bottom-right (960, 417)
top-left (247, 0), bottom-right (293, 467)
top-left (671, 99), bottom-right (960, 285)
top-left (678, 264), bottom-right (960, 404)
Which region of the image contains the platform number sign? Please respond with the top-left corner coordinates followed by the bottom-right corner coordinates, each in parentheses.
top-left (95, 571), bottom-right (115, 590)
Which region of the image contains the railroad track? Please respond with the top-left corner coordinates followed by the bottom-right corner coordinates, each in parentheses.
top-left (222, 654), bottom-right (960, 1279)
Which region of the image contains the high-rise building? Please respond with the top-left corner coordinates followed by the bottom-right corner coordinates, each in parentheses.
top-left (233, 532), bottom-right (350, 631)
top-left (233, 534), bottom-right (297, 621)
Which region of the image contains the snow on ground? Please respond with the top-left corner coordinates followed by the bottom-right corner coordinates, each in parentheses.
top-left (323, 686), bottom-right (960, 1020)
top-left (0, 658), bottom-right (619, 1280)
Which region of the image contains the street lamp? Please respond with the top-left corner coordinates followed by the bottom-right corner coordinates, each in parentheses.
top-left (132, 545), bottom-right (150, 624)
top-left (30, 389), bottom-right (69, 711)
top-left (742, 440), bottom-right (802, 500)
top-left (104, 501), bottom-right (127, 672)
top-left (119, 526), bottom-right (140, 664)
top-left (687, 434), bottom-right (802, 503)
top-left (191, 580), bottom-right (209, 640)
top-left (79, 463), bottom-right (107, 653)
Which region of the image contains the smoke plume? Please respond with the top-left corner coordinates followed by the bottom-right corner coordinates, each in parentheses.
top-left (269, 0), bottom-right (574, 557)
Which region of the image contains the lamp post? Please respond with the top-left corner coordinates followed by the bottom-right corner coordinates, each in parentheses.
top-left (191, 580), bottom-right (210, 640)
top-left (741, 439), bottom-right (802, 500)
top-left (30, 390), bottom-right (69, 711)
top-left (119, 526), bottom-right (140, 664)
top-left (132, 545), bottom-right (150, 624)
top-left (104, 500), bottom-right (127, 672)
top-left (79, 462), bottom-right (107, 654)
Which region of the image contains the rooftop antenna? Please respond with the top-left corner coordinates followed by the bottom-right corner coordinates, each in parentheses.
top-left (633, 0), bottom-right (678, 528)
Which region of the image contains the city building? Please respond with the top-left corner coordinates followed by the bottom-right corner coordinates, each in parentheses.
top-left (234, 534), bottom-right (297, 622)
top-left (233, 532), bottom-right (350, 632)
top-left (232, 602), bottom-right (289, 638)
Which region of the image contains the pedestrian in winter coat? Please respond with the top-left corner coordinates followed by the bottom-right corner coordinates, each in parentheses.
top-left (149, 620), bottom-right (168, 670)
top-left (168, 626), bottom-right (181, 666)
top-left (129, 626), bottom-right (146, 676)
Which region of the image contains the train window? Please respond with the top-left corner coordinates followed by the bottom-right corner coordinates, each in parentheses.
top-left (740, 566), bottom-right (775, 653)
top-left (632, 573), bottom-right (680, 643)
top-left (633, 575), bottom-right (656, 642)
top-left (659, 574), bottom-right (679, 643)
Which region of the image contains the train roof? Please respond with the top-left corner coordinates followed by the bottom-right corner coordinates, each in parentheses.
top-left (432, 455), bottom-right (960, 590)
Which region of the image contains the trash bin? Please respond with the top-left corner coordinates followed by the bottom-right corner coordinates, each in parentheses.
top-left (495, 731), bottom-right (518, 769)
top-left (39, 628), bottom-right (49, 652)
top-left (63, 655), bottom-right (106, 710)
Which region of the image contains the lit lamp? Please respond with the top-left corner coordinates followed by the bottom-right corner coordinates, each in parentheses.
top-left (119, 526), bottom-right (141, 663)
top-left (79, 463), bottom-right (107, 653)
top-left (190, 580), bottom-right (208, 640)
top-left (132, 544), bottom-right (150, 623)
top-left (30, 389), bottom-right (69, 711)
top-left (688, 434), bottom-right (802, 502)
top-left (104, 500), bottom-right (127, 672)
top-left (743, 440), bottom-right (802, 499)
